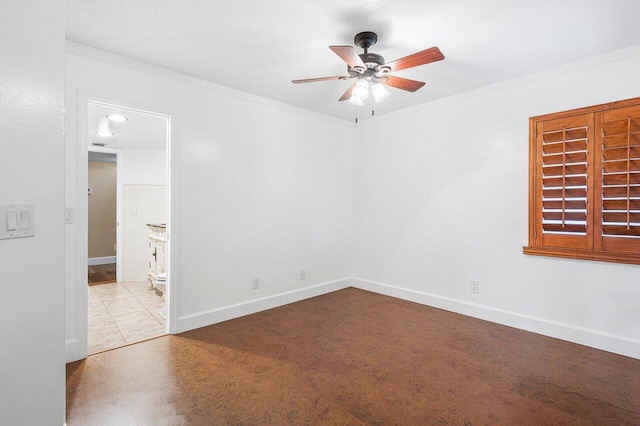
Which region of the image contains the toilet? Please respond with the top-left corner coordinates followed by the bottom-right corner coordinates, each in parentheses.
top-left (154, 273), bottom-right (167, 319)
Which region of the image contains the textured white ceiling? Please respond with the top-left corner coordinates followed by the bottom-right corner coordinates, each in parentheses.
top-left (67, 1), bottom-right (640, 122)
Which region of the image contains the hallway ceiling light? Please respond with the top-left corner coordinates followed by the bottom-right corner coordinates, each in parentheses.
top-left (107, 114), bottom-right (128, 122)
top-left (94, 117), bottom-right (114, 137)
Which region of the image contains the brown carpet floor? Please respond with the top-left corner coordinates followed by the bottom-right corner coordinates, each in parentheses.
top-left (66, 288), bottom-right (640, 425)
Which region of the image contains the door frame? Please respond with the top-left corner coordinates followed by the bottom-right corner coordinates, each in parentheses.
top-left (72, 90), bottom-right (177, 360)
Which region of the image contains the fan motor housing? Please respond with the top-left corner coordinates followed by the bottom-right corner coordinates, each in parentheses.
top-left (359, 52), bottom-right (385, 68)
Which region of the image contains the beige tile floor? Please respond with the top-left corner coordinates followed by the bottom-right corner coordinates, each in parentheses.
top-left (88, 281), bottom-right (166, 354)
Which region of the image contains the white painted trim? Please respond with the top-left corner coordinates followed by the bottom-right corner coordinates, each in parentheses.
top-left (65, 41), bottom-right (352, 129)
top-left (64, 338), bottom-right (79, 364)
top-left (72, 90), bottom-right (90, 362)
top-left (87, 256), bottom-right (116, 266)
top-left (351, 278), bottom-right (640, 360)
top-left (177, 278), bottom-right (351, 333)
top-left (66, 41), bottom-right (640, 131)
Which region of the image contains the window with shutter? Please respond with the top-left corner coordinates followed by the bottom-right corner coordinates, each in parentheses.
top-left (596, 104), bottom-right (640, 254)
top-left (535, 114), bottom-right (593, 250)
top-left (524, 97), bottom-right (640, 264)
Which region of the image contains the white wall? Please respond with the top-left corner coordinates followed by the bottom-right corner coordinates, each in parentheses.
top-left (122, 148), bottom-right (166, 185)
top-left (352, 47), bottom-right (640, 359)
top-left (120, 148), bottom-right (167, 281)
top-left (122, 184), bottom-right (166, 281)
top-left (0, 1), bottom-right (65, 424)
top-left (65, 45), bottom-right (353, 360)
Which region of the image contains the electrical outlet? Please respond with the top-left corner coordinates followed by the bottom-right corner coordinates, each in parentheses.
top-left (300, 269), bottom-right (306, 280)
top-left (470, 280), bottom-right (479, 294)
top-left (252, 277), bottom-right (260, 289)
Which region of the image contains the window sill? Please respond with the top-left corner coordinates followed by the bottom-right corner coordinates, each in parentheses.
top-left (523, 246), bottom-right (640, 265)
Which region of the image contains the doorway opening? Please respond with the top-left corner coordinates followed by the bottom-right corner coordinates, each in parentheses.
top-left (88, 151), bottom-right (117, 285)
top-left (86, 101), bottom-right (170, 354)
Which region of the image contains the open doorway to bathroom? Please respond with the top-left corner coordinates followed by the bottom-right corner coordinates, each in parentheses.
top-left (86, 101), bottom-right (169, 354)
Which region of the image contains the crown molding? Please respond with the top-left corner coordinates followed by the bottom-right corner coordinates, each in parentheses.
top-left (65, 41), bottom-right (353, 129)
top-left (67, 41), bottom-right (640, 130)
top-left (356, 43), bottom-right (640, 128)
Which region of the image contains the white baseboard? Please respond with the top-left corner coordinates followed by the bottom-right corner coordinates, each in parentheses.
top-left (65, 338), bottom-right (79, 363)
top-left (352, 277), bottom-right (640, 360)
top-left (177, 278), bottom-right (351, 333)
top-left (88, 256), bottom-right (116, 266)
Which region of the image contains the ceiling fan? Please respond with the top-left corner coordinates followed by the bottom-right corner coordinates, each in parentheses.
top-left (292, 31), bottom-right (444, 105)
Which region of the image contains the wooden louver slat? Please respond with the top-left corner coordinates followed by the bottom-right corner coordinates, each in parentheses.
top-left (542, 139), bottom-right (587, 155)
top-left (543, 199), bottom-right (587, 210)
top-left (543, 163), bottom-right (587, 177)
top-left (543, 211), bottom-right (587, 221)
top-left (543, 151), bottom-right (588, 166)
top-left (602, 225), bottom-right (640, 236)
top-left (602, 173), bottom-right (640, 186)
top-left (602, 133), bottom-right (640, 148)
top-left (602, 199), bottom-right (640, 210)
top-left (543, 175), bottom-right (586, 187)
top-left (543, 188), bottom-right (587, 199)
top-left (602, 185), bottom-right (640, 198)
top-left (602, 211), bottom-right (640, 223)
top-left (603, 145), bottom-right (640, 161)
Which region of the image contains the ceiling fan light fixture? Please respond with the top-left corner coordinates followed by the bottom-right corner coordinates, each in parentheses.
top-left (352, 79), bottom-right (370, 100)
top-left (372, 82), bottom-right (390, 103)
top-left (292, 31), bottom-right (444, 115)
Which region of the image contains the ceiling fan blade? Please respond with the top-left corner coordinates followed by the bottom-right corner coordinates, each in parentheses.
top-left (383, 75), bottom-right (426, 92)
top-left (385, 47), bottom-right (444, 72)
top-left (291, 76), bottom-right (349, 84)
top-left (329, 45), bottom-right (365, 69)
top-left (338, 83), bottom-right (357, 101)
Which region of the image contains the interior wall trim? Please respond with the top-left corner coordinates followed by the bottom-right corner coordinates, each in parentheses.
top-left (87, 256), bottom-right (116, 266)
top-left (355, 44), bottom-right (640, 128)
top-left (177, 278), bottom-right (351, 333)
top-left (351, 277), bottom-right (640, 360)
top-left (65, 41), bottom-right (352, 129)
top-left (65, 338), bottom-right (79, 363)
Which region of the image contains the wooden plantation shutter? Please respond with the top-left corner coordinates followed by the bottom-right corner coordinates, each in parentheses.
top-left (596, 104), bottom-right (640, 254)
top-left (534, 114), bottom-right (593, 249)
top-left (525, 97), bottom-right (640, 264)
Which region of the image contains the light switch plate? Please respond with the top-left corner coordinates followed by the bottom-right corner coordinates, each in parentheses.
top-left (65, 207), bottom-right (74, 224)
top-left (0, 203), bottom-right (35, 240)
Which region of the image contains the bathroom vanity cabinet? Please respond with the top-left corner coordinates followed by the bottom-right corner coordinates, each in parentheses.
top-left (147, 223), bottom-right (166, 293)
